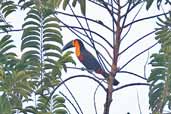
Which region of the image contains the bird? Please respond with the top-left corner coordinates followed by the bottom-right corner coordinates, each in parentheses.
top-left (62, 39), bottom-right (119, 85)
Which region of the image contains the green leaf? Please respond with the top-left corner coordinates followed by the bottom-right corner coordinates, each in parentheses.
top-left (22, 36), bottom-right (40, 44)
top-left (43, 44), bottom-right (61, 52)
top-left (21, 41), bottom-right (40, 51)
top-left (54, 109), bottom-right (67, 113)
top-left (44, 52), bottom-right (61, 58)
top-left (22, 21), bottom-right (40, 28)
top-left (0, 94), bottom-right (12, 114)
top-left (63, 0), bottom-right (70, 10)
top-left (1, 1), bottom-right (14, 9)
top-left (20, 1), bottom-right (34, 10)
top-left (25, 13), bottom-right (41, 22)
top-left (44, 23), bottom-right (60, 28)
top-left (2, 6), bottom-right (17, 17)
top-left (43, 17), bottom-right (60, 25)
top-left (146, 0), bottom-right (154, 10)
top-left (56, 96), bottom-right (65, 103)
top-left (72, 0), bottom-right (77, 7)
top-left (80, 0), bottom-right (86, 15)
top-left (22, 30), bottom-right (40, 39)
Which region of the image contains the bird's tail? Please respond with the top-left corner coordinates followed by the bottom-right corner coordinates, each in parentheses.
top-left (102, 72), bottom-right (119, 86)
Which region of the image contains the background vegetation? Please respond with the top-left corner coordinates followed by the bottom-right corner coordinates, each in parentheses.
top-left (0, 0), bottom-right (170, 114)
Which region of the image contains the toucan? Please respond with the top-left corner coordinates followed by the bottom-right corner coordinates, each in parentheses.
top-left (62, 39), bottom-right (119, 85)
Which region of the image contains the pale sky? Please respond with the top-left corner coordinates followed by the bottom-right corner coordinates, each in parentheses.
top-left (5, 1), bottom-right (171, 114)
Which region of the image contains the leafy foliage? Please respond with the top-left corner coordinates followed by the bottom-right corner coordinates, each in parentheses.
top-left (20, 95), bottom-right (67, 114)
top-left (148, 13), bottom-right (171, 113)
top-left (0, 0), bottom-right (17, 32)
top-left (0, 35), bottom-right (34, 113)
top-left (19, 0), bottom-right (86, 15)
top-left (19, 2), bottom-right (75, 113)
top-left (0, 0), bottom-right (75, 113)
top-left (145, 0), bottom-right (171, 10)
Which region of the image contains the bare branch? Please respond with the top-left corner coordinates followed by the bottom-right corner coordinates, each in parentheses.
top-left (118, 70), bottom-right (147, 80)
top-left (59, 91), bottom-right (80, 114)
top-left (49, 75), bottom-right (107, 103)
top-left (124, 12), bottom-right (170, 28)
top-left (93, 84), bottom-right (101, 114)
top-left (66, 66), bottom-right (107, 81)
top-left (144, 51), bottom-right (150, 79)
top-left (60, 78), bottom-right (84, 114)
top-left (0, 28), bottom-right (23, 34)
top-left (136, 90), bottom-right (142, 114)
top-left (113, 83), bottom-right (150, 92)
top-left (119, 30), bottom-right (156, 55)
top-left (60, 25), bottom-right (113, 48)
top-left (120, 42), bottom-right (158, 70)
top-left (121, 2), bottom-right (144, 41)
top-left (55, 11), bottom-right (113, 31)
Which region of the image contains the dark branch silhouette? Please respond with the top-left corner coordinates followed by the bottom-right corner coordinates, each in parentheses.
top-left (118, 70), bottom-right (147, 80)
top-left (113, 83), bottom-right (150, 92)
top-left (120, 42), bottom-right (158, 70)
top-left (60, 78), bottom-right (84, 114)
top-left (59, 91), bottom-right (80, 114)
top-left (49, 75), bottom-right (107, 103)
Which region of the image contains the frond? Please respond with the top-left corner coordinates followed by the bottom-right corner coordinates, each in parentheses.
top-left (148, 13), bottom-right (171, 113)
top-left (0, 0), bottom-right (16, 32)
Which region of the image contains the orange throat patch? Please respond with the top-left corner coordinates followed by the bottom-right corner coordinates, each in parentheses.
top-left (74, 41), bottom-right (81, 57)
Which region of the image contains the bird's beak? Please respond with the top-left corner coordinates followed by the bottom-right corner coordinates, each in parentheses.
top-left (62, 40), bottom-right (74, 51)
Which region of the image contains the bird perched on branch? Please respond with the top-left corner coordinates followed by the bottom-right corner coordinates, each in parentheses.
top-left (62, 39), bottom-right (119, 85)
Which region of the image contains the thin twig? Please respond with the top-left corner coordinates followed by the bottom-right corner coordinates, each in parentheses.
top-left (136, 90), bottom-right (142, 114)
top-left (118, 70), bottom-right (147, 80)
top-left (59, 91), bottom-right (80, 114)
top-left (121, 2), bottom-right (144, 41)
top-left (66, 66), bottom-right (107, 81)
top-left (121, 1), bottom-right (132, 29)
top-left (84, 11), bottom-right (107, 74)
top-left (48, 75), bottom-right (107, 103)
top-left (113, 83), bottom-right (150, 92)
top-left (121, 1), bottom-right (144, 18)
top-left (144, 51), bottom-right (150, 79)
top-left (60, 25), bottom-right (113, 48)
top-left (119, 30), bottom-right (156, 55)
top-left (93, 84), bottom-right (101, 114)
top-left (0, 28), bottom-right (23, 34)
top-left (94, 40), bottom-right (112, 59)
top-left (120, 42), bottom-right (158, 70)
top-left (124, 12), bottom-right (170, 28)
top-left (98, 0), bottom-right (117, 24)
top-left (60, 78), bottom-right (84, 114)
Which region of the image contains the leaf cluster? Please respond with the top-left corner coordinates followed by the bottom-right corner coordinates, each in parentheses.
top-left (145, 0), bottom-right (171, 10)
top-left (0, 0), bottom-right (17, 32)
top-left (0, 0), bottom-right (75, 113)
top-left (148, 12), bottom-right (171, 113)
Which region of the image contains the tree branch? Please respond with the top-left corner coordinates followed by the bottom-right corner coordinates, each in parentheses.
top-left (48, 75), bottom-right (107, 103)
top-left (59, 91), bottom-right (80, 114)
top-left (0, 28), bottom-right (23, 34)
top-left (136, 90), bottom-right (142, 114)
top-left (121, 2), bottom-right (144, 41)
top-left (60, 78), bottom-right (83, 114)
top-left (124, 12), bottom-right (170, 28)
top-left (118, 70), bottom-right (147, 80)
top-left (120, 42), bottom-right (158, 70)
top-left (93, 84), bottom-right (101, 114)
top-left (119, 30), bottom-right (156, 55)
top-left (59, 24), bottom-right (113, 48)
top-left (113, 83), bottom-right (150, 92)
